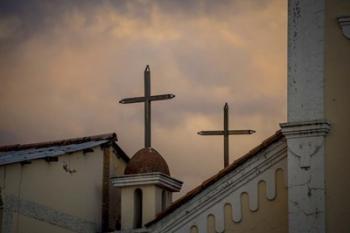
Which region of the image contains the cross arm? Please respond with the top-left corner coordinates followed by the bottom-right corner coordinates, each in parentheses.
top-left (228, 130), bottom-right (255, 135)
top-left (198, 130), bottom-right (224, 136)
top-left (119, 94), bottom-right (175, 104)
top-left (119, 96), bottom-right (146, 104)
top-left (198, 130), bottom-right (255, 136)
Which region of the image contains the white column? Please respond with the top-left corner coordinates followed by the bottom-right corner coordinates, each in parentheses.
top-left (281, 121), bottom-right (329, 233)
top-left (288, 0), bottom-right (325, 122)
top-left (284, 0), bottom-right (329, 232)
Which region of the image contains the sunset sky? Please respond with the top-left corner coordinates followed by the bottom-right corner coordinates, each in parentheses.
top-left (0, 0), bottom-right (287, 197)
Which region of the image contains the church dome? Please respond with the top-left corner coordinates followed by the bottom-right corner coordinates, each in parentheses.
top-left (124, 147), bottom-right (170, 176)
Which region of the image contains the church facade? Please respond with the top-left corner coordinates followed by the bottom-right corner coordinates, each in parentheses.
top-left (0, 0), bottom-right (349, 233)
top-left (115, 0), bottom-right (350, 232)
top-left (144, 131), bottom-right (287, 233)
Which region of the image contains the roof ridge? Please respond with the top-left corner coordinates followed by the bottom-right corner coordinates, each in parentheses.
top-left (0, 133), bottom-right (117, 152)
top-left (146, 130), bottom-right (284, 227)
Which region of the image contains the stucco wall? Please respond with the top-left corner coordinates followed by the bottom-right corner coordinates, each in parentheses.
top-left (120, 186), bottom-right (134, 229)
top-left (14, 214), bottom-right (76, 233)
top-left (324, 1), bottom-right (350, 233)
top-left (0, 145), bottom-right (126, 233)
top-left (147, 137), bottom-right (286, 233)
top-left (205, 169), bottom-right (287, 233)
top-left (121, 185), bottom-right (163, 230)
top-left (109, 148), bottom-right (127, 230)
top-left (186, 169), bottom-right (287, 233)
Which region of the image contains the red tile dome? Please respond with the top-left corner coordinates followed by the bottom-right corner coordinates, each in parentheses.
top-left (124, 147), bottom-right (170, 176)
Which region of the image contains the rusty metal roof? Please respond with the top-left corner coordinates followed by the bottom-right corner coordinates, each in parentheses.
top-left (0, 133), bottom-right (129, 166)
top-left (146, 130), bottom-right (284, 227)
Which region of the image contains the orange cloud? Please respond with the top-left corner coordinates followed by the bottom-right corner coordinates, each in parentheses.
top-left (0, 0), bottom-right (287, 197)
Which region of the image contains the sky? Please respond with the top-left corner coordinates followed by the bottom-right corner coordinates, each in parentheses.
top-left (0, 0), bottom-right (287, 198)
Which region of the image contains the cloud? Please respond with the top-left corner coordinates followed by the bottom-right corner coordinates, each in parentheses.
top-left (0, 0), bottom-right (287, 197)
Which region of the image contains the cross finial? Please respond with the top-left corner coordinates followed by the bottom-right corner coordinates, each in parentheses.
top-left (119, 65), bottom-right (175, 148)
top-left (198, 103), bottom-right (255, 167)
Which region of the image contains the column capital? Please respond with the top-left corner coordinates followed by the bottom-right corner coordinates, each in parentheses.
top-left (280, 120), bottom-right (330, 138)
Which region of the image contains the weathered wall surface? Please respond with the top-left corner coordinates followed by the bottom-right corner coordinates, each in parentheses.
top-left (190, 170), bottom-right (287, 233)
top-left (324, 1), bottom-right (350, 233)
top-left (109, 147), bottom-right (128, 230)
top-left (287, 0), bottom-right (325, 122)
top-left (220, 169), bottom-right (287, 233)
top-left (177, 168), bottom-right (287, 233)
top-left (13, 215), bottom-right (76, 233)
top-left (120, 185), bottom-right (163, 230)
top-left (149, 137), bottom-right (287, 233)
top-left (120, 186), bottom-right (135, 229)
top-left (283, 1), bottom-right (332, 232)
top-left (0, 146), bottom-right (105, 233)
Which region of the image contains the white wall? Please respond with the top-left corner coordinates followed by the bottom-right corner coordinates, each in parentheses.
top-left (0, 146), bottom-right (109, 233)
top-left (120, 185), bottom-right (166, 230)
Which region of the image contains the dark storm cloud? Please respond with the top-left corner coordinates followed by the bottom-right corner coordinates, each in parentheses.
top-left (0, 0), bottom-right (275, 47)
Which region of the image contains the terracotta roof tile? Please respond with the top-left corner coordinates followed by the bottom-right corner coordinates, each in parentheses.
top-left (125, 147), bottom-right (170, 175)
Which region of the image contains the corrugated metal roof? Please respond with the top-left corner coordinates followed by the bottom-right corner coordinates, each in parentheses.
top-left (0, 133), bottom-right (117, 152)
top-left (0, 140), bottom-right (109, 166)
top-left (0, 133), bottom-right (130, 166)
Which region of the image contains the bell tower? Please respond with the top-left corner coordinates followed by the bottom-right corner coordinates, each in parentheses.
top-left (113, 66), bottom-right (182, 230)
top-left (112, 147), bottom-right (182, 230)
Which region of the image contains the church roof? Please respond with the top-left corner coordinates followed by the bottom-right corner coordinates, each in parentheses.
top-left (124, 147), bottom-right (170, 176)
top-left (146, 130), bottom-right (284, 227)
top-left (0, 133), bottom-right (129, 166)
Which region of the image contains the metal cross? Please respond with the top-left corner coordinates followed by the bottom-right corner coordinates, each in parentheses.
top-left (198, 103), bottom-right (255, 168)
top-left (119, 65), bottom-right (175, 148)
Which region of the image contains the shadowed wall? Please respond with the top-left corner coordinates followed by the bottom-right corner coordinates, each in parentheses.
top-left (325, 1), bottom-right (350, 233)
